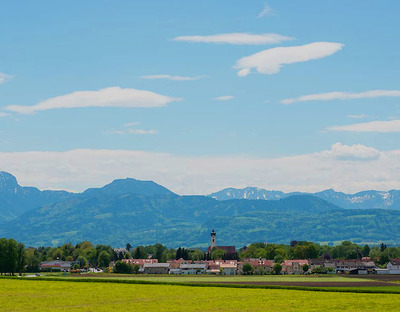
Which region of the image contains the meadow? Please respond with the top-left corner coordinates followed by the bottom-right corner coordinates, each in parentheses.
top-left (1, 278), bottom-right (400, 312)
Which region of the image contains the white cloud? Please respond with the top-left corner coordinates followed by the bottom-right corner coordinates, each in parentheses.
top-left (213, 95), bottom-right (234, 101)
top-left (173, 33), bottom-right (293, 45)
top-left (4, 87), bottom-right (181, 114)
top-left (0, 112), bottom-right (9, 117)
top-left (282, 90), bottom-right (400, 105)
top-left (1, 144), bottom-right (399, 195)
top-left (318, 143), bottom-right (380, 161)
top-left (127, 129), bottom-right (158, 135)
top-left (347, 114), bottom-right (368, 119)
top-left (234, 42), bottom-right (344, 76)
top-left (141, 74), bottom-right (204, 81)
top-left (0, 73), bottom-right (13, 85)
top-left (258, 3), bottom-right (272, 18)
top-left (328, 120), bottom-right (400, 133)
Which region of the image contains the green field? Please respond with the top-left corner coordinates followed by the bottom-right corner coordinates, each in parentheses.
top-left (1, 278), bottom-right (400, 312)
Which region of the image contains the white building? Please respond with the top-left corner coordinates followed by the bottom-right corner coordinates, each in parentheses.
top-left (180, 263), bottom-right (207, 275)
top-left (387, 258), bottom-right (400, 274)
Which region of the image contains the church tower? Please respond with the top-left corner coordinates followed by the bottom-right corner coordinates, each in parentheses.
top-left (210, 229), bottom-right (216, 248)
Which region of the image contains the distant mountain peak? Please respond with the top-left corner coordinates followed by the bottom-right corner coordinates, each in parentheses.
top-left (84, 177), bottom-right (176, 197)
top-left (0, 171), bottom-right (19, 190)
top-left (209, 186), bottom-right (400, 210)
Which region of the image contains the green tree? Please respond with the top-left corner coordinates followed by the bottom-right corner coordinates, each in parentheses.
top-left (362, 244), bottom-right (371, 257)
top-left (114, 260), bottom-right (133, 274)
top-left (4, 239), bottom-right (18, 275)
top-left (154, 244), bottom-right (166, 262)
top-left (16, 243), bottom-right (26, 276)
top-left (273, 263), bottom-right (282, 275)
top-left (305, 244), bottom-right (318, 259)
top-left (77, 256), bottom-right (88, 269)
top-left (0, 238), bottom-right (7, 275)
top-left (98, 251), bottom-right (111, 268)
top-left (132, 246), bottom-right (147, 259)
top-left (211, 248), bottom-right (226, 260)
top-left (242, 263), bottom-right (254, 275)
top-left (302, 264), bottom-right (309, 274)
top-left (26, 248), bottom-right (41, 272)
top-left (273, 255), bottom-right (284, 264)
top-left (133, 264), bottom-right (140, 274)
top-left (51, 248), bottom-right (63, 260)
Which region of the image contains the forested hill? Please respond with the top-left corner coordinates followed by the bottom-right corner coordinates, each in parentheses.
top-left (2, 171), bottom-right (400, 247)
top-left (2, 191), bottom-right (400, 247)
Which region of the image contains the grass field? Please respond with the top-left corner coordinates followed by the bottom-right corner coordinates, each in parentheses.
top-left (1, 278), bottom-right (400, 312)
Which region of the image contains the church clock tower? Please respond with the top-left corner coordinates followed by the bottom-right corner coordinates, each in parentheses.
top-left (210, 229), bottom-right (216, 248)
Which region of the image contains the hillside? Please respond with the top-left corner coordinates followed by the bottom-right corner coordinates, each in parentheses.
top-left (2, 191), bottom-right (400, 247)
top-left (0, 171), bottom-right (74, 222)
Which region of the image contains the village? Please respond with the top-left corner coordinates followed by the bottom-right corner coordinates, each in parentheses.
top-left (39, 230), bottom-right (400, 276)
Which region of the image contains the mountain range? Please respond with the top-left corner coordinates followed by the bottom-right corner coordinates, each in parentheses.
top-left (208, 187), bottom-right (400, 210)
top-left (1, 171), bottom-right (400, 247)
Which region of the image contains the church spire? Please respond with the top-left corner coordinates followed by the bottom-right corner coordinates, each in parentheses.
top-left (210, 229), bottom-right (216, 248)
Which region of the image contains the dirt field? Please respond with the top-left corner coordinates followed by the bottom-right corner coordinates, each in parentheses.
top-left (346, 274), bottom-right (400, 282)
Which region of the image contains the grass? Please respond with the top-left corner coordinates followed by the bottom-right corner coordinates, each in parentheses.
top-left (1, 278), bottom-right (400, 312)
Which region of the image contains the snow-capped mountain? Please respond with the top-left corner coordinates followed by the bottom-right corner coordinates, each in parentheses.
top-left (209, 187), bottom-right (400, 210)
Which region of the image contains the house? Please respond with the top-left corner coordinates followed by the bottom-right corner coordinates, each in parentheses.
top-left (40, 260), bottom-right (72, 272)
top-left (240, 258), bottom-right (274, 274)
top-left (123, 259), bottom-right (158, 266)
top-left (167, 258), bottom-right (189, 269)
top-left (387, 258), bottom-right (400, 274)
top-left (281, 260), bottom-right (309, 275)
top-left (143, 263), bottom-right (170, 274)
top-left (220, 263), bottom-right (237, 275)
top-left (180, 263), bottom-right (207, 275)
top-left (308, 259), bottom-right (324, 271)
top-left (334, 259), bottom-right (376, 275)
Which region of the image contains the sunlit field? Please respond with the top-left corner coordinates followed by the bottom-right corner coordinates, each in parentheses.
top-left (1, 278), bottom-right (400, 312)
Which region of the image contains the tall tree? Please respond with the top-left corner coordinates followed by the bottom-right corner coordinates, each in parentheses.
top-left (16, 243), bottom-right (26, 276)
top-left (98, 251), bottom-right (110, 268)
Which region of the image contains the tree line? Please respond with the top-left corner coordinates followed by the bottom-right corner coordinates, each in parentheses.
top-left (1, 238), bottom-right (400, 275)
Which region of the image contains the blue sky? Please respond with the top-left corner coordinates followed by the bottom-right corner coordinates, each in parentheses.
top-left (1, 1), bottom-right (400, 194)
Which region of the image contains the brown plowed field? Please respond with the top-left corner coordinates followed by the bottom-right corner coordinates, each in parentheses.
top-left (345, 274), bottom-right (400, 282)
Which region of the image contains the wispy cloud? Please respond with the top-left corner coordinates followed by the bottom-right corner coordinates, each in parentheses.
top-left (234, 42), bottom-right (344, 76)
top-left (123, 122), bottom-right (140, 127)
top-left (347, 114), bottom-right (368, 119)
top-left (258, 3), bottom-right (272, 18)
top-left (0, 73), bottom-right (13, 85)
top-left (328, 119), bottom-right (400, 133)
top-left (4, 87), bottom-right (181, 114)
top-left (1, 143), bottom-right (399, 195)
top-left (213, 95), bottom-right (234, 101)
top-left (127, 129), bottom-right (157, 135)
top-left (141, 74), bottom-right (204, 81)
top-left (0, 112), bottom-right (9, 117)
top-left (173, 33), bottom-right (293, 45)
top-left (110, 122), bottom-right (157, 135)
top-left (282, 90), bottom-right (400, 104)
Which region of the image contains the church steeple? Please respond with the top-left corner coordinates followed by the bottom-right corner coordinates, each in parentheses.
top-left (210, 229), bottom-right (216, 248)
